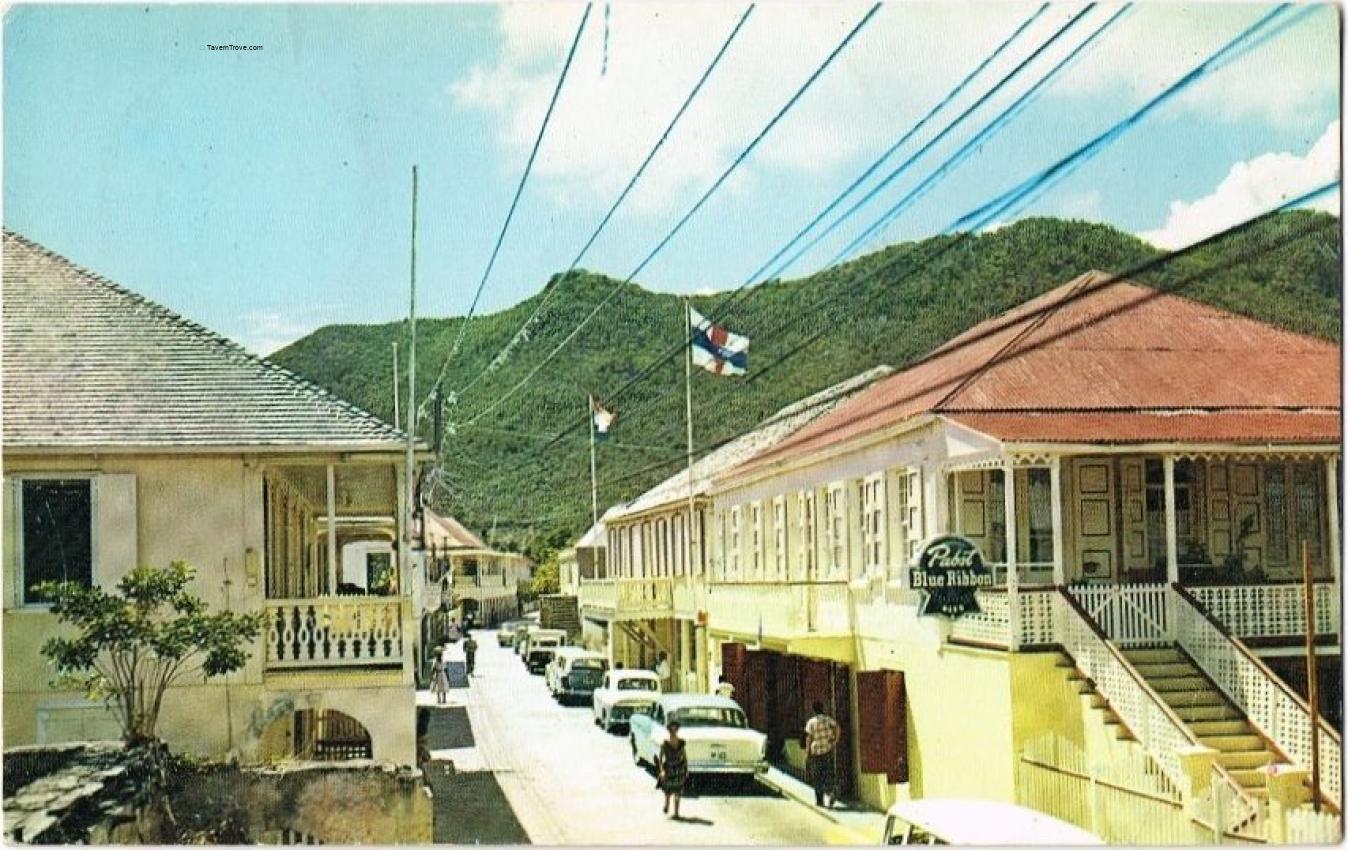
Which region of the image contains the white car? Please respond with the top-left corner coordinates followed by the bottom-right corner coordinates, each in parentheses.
top-left (591, 669), bottom-right (661, 732)
top-left (881, 799), bottom-right (1103, 845)
top-left (629, 694), bottom-right (767, 777)
top-left (546, 647), bottom-right (608, 704)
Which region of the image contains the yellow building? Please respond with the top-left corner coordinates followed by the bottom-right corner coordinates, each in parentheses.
top-left (420, 509), bottom-right (530, 635)
top-left (2, 232), bottom-right (427, 766)
top-left (577, 367), bottom-right (892, 691)
top-left (703, 273), bottom-right (1341, 838)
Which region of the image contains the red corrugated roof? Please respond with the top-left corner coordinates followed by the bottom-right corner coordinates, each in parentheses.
top-left (943, 411), bottom-right (1341, 444)
top-left (729, 272), bottom-right (1341, 477)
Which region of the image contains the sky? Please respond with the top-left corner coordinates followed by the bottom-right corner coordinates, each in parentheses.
top-left (3, 1), bottom-right (1341, 354)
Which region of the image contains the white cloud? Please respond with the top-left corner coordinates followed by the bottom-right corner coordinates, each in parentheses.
top-left (450, 2), bottom-right (1339, 222)
top-left (237, 310), bottom-right (323, 357)
top-left (1140, 120), bottom-right (1340, 250)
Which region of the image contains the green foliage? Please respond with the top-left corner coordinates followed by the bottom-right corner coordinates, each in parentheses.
top-left (271, 213), bottom-right (1341, 553)
top-left (519, 552), bottom-right (561, 603)
top-left (37, 562), bottom-right (266, 745)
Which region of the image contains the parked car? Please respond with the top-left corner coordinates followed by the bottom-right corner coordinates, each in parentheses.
top-left (880, 800), bottom-right (1103, 845)
top-left (514, 623), bottom-right (540, 657)
top-left (591, 669), bottom-right (661, 732)
top-left (629, 694), bottom-right (767, 778)
top-left (524, 629), bottom-right (568, 674)
top-left (497, 619), bottom-right (529, 647)
top-left (545, 647), bottom-right (609, 704)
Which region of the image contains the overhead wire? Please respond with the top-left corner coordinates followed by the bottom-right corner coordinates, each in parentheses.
top-left (418, 2), bottom-right (593, 422)
top-left (459, 3), bottom-right (884, 427)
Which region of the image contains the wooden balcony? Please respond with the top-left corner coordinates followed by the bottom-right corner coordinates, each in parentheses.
top-left (264, 596), bottom-right (408, 670)
top-left (704, 581), bottom-right (852, 640)
top-left (577, 577), bottom-right (698, 622)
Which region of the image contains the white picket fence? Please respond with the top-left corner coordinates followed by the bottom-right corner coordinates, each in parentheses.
top-left (1067, 583), bottom-right (1171, 647)
top-left (1286, 805), bottom-right (1342, 844)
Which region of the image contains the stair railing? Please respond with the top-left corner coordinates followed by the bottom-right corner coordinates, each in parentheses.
top-left (1055, 589), bottom-right (1260, 831)
top-left (1172, 584), bottom-right (1342, 805)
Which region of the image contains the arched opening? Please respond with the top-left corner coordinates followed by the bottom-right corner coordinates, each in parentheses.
top-left (259, 708), bottom-right (373, 762)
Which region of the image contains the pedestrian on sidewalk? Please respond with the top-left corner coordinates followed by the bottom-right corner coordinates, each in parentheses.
top-left (431, 645), bottom-right (451, 704)
top-left (463, 634), bottom-right (479, 676)
top-left (715, 675), bottom-right (735, 700)
top-left (804, 701), bottom-right (841, 808)
top-left (656, 720), bottom-right (688, 819)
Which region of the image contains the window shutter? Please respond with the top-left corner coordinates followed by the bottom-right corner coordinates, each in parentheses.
top-left (94, 474), bottom-right (138, 589)
top-left (4, 477), bottom-right (18, 608)
top-left (721, 641), bottom-right (747, 696)
top-left (856, 669), bottom-right (908, 783)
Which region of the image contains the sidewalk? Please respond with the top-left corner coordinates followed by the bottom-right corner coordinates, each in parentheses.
top-left (757, 765), bottom-right (886, 845)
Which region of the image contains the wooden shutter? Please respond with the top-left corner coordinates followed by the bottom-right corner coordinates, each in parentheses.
top-left (744, 649), bottom-right (772, 732)
top-left (721, 641), bottom-right (747, 696)
top-left (94, 474), bottom-right (138, 590)
top-left (856, 669), bottom-right (908, 783)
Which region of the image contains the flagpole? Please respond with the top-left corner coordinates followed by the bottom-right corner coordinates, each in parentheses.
top-left (683, 300), bottom-right (698, 689)
top-left (589, 394), bottom-right (599, 528)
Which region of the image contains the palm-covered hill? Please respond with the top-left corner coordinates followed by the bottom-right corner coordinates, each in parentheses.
top-left (273, 212), bottom-right (1342, 558)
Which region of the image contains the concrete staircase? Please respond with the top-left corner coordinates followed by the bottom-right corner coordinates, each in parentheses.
top-left (1124, 646), bottom-right (1281, 801)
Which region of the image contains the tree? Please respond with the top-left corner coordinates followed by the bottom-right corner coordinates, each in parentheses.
top-left (518, 551), bottom-right (560, 604)
top-left (37, 561), bottom-right (266, 746)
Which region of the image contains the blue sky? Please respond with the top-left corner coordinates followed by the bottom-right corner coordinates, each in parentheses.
top-left (4, 2), bottom-right (1340, 353)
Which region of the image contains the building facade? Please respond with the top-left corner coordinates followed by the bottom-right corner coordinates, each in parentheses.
top-left (701, 273), bottom-right (1342, 830)
top-left (3, 232), bottom-right (426, 766)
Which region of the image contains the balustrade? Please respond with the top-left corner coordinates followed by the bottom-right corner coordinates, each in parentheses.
top-left (265, 597), bottom-right (405, 669)
top-left (1189, 582), bottom-right (1339, 639)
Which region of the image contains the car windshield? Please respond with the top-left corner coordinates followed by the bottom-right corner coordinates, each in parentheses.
top-left (573, 660), bottom-right (605, 671)
top-left (669, 706), bottom-right (747, 728)
top-left (617, 678), bottom-right (658, 691)
top-left (570, 667), bottom-right (604, 685)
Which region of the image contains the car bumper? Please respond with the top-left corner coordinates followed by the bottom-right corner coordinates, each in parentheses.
top-left (686, 761), bottom-right (769, 775)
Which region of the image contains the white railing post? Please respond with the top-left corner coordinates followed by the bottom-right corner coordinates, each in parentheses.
top-left (1004, 460), bottom-right (1020, 650)
top-left (1163, 456), bottom-right (1179, 585)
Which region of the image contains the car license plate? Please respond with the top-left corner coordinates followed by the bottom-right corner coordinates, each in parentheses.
top-left (709, 745), bottom-right (728, 761)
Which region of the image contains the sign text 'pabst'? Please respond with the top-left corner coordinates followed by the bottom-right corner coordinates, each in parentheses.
top-left (909, 535), bottom-right (993, 617)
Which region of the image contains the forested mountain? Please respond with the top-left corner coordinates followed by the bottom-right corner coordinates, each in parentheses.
top-left (272, 212), bottom-right (1342, 557)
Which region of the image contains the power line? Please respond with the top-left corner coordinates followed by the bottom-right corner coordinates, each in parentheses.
top-left (459, 3), bottom-right (884, 428)
top-left (452, 4), bottom-right (757, 403)
top-left (418, 3), bottom-right (593, 422)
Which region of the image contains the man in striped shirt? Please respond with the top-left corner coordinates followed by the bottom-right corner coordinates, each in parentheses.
top-left (804, 701), bottom-right (841, 808)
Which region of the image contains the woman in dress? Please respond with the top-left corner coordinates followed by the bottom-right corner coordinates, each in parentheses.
top-left (431, 644), bottom-right (451, 704)
top-left (656, 720), bottom-right (689, 818)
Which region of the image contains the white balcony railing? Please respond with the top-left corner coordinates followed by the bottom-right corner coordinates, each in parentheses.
top-left (265, 596), bottom-right (406, 669)
top-left (1189, 582), bottom-right (1339, 640)
top-left (1066, 583), bottom-right (1171, 647)
top-left (704, 582), bottom-right (852, 639)
top-left (579, 579), bottom-right (617, 614)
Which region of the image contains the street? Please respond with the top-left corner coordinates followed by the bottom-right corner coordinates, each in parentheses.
top-left (422, 632), bottom-right (846, 845)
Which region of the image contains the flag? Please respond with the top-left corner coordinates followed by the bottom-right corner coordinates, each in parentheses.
top-left (590, 396), bottom-right (615, 440)
top-left (689, 307), bottom-right (749, 376)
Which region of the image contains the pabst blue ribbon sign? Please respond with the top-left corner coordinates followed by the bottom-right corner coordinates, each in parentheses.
top-left (910, 535), bottom-right (994, 617)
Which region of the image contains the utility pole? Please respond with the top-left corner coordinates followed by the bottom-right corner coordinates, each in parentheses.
top-left (405, 166), bottom-right (419, 560)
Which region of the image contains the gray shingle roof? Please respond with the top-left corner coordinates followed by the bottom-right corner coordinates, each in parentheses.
top-left (3, 231), bottom-right (409, 450)
top-left (610, 365), bottom-right (894, 519)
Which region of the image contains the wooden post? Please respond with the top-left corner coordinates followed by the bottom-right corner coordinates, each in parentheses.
top-left (326, 464), bottom-right (338, 595)
top-left (1326, 457), bottom-right (1340, 624)
top-left (1303, 539), bottom-right (1321, 811)
top-left (1050, 457), bottom-right (1065, 586)
top-left (1004, 460), bottom-right (1020, 649)
top-left (1163, 456), bottom-right (1179, 583)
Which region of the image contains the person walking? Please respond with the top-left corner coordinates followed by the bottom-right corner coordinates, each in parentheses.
top-left (654, 651), bottom-right (672, 690)
top-left (656, 720), bottom-right (689, 819)
top-left (463, 634), bottom-right (479, 677)
top-left (714, 675), bottom-right (735, 699)
top-left (804, 701), bottom-right (841, 808)
top-left (430, 645), bottom-right (451, 705)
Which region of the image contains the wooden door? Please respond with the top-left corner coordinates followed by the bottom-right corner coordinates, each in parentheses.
top-left (1072, 459), bottom-right (1117, 582)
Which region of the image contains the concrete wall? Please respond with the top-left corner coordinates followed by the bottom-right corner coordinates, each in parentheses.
top-left (3, 452), bottom-right (415, 767)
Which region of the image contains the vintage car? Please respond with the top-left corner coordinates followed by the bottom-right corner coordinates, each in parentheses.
top-left (880, 800), bottom-right (1103, 845)
top-left (629, 694), bottom-right (767, 778)
top-left (497, 618), bottom-right (529, 647)
top-left (591, 669), bottom-right (661, 732)
top-left (545, 647), bottom-right (609, 704)
top-left (524, 629), bottom-right (568, 674)
top-left (514, 622), bottom-right (540, 656)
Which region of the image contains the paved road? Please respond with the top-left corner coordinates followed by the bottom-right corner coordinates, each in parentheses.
top-left (424, 630), bottom-right (842, 845)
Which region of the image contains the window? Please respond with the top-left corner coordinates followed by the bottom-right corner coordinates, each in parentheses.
top-left (729, 506), bottom-right (743, 579)
top-left (798, 490), bottom-right (817, 581)
top-left (751, 502), bottom-right (765, 578)
top-left (1026, 468), bottom-right (1053, 564)
top-left (825, 484), bottom-right (847, 577)
top-left (862, 474), bottom-right (886, 577)
top-left (1293, 463), bottom-right (1325, 564)
top-left (18, 478), bottom-right (94, 605)
top-left (773, 497), bottom-right (788, 579)
top-left (899, 470), bottom-right (923, 567)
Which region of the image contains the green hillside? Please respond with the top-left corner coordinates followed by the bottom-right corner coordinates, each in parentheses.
top-left (272, 212), bottom-right (1342, 557)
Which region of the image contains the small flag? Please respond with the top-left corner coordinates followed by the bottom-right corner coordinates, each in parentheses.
top-left (591, 396), bottom-right (615, 440)
top-left (689, 307), bottom-right (749, 376)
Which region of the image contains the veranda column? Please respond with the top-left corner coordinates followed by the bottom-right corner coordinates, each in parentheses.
top-left (1326, 457), bottom-right (1340, 620)
top-left (1050, 457), bottom-right (1065, 585)
top-left (1004, 459), bottom-right (1020, 648)
top-left (952, 471), bottom-right (963, 535)
top-left (1163, 456), bottom-right (1179, 584)
top-left (326, 464), bottom-right (338, 595)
